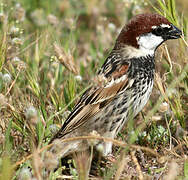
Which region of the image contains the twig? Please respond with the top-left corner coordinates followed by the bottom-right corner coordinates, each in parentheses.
top-left (165, 115), bottom-right (172, 150)
top-left (56, 175), bottom-right (74, 179)
top-left (114, 151), bottom-right (127, 180)
top-left (131, 150), bottom-right (143, 180)
top-left (181, 35), bottom-right (188, 47)
top-left (13, 135), bottom-right (160, 169)
top-left (5, 69), bottom-right (21, 96)
top-left (163, 44), bottom-right (172, 80)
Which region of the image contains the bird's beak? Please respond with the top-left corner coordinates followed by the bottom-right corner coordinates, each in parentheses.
top-left (167, 24), bottom-right (182, 39)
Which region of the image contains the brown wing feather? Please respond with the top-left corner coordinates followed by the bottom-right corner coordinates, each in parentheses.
top-left (55, 79), bottom-right (128, 138)
top-left (51, 63), bottom-right (130, 141)
top-left (63, 104), bottom-right (100, 133)
top-left (94, 79), bottom-right (127, 103)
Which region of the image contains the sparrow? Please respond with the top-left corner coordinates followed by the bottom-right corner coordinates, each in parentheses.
top-left (50, 13), bottom-right (182, 158)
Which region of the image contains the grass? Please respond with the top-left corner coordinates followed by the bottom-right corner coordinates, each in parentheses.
top-left (0, 0), bottom-right (187, 179)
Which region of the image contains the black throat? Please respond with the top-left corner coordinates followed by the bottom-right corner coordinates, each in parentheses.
top-left (128, 55), bottom-right (155, 80)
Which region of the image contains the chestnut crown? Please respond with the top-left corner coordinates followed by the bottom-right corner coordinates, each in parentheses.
top-left (114, 13), bottom-right (182, 50)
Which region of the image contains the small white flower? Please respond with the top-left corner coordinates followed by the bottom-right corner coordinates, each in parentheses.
top-left (15, 3), bottom-right (21, 8)
top-left (132, 5), bottom-right (142, 15)
top-left (2, 73), bottom-right (12, 84)
top-left (12, 56), bottom-right (21, 62)
top-left (10, 26), bottom-right (19, 35)
top-left (25, 106), bottom-right (37, 119)
top-left (167, 88), bottom-right (177, 97)
top-left (159, 101), bottom-right (169, 112)
top-left (20, 29), bottom-right (24, 34)
top-left (96, 143), bottom-right (104, 154)
top-left (65, 18), bottom-right (75, 29)
top-left (108, 23), bottom-right (116, 32)
top-left (71, 168), bottom-right (77, 176)
top-left (61, 110), bottom-right (71, 120)
top-left (75, 75), bottom-right (82, 81)
top-left (25, 106), bottom-right (38, 126)
top-left (49, 124), bottom-right (58, 134)
top-left (12, 37), bottom-right (23, 45)
top-left (47, 14), bottom-right (59, 26)
top-left (19, 167), bottom-right (32, 180)
top-left (141, 131), bottom-right (147, 137)
top-left (30, 9), bottom-right (47, 27)
top-left (96, 25), bottom-right (104, 33)
top-left (51, 61), bottom-right (59, 68)
top-left (14, 3), bottom-right (25, 22)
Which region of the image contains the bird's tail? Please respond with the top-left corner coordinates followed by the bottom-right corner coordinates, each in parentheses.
top-left (49, 140), bottom-right (77, 158)
top-left (49, 138), bottom-right (89, 159)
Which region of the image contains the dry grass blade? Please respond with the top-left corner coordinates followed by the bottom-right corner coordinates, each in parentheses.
top-left (56, 175), bottom-right (74, 179)
top-left (163, 161), bottom-right (180, 180)
top-left (5, 69), bottom-right (21, 96)
top-left (131, 150), bottom-right (143, 180)
top-left (114, 152), bottom-right (127, 180)
top-left (181, 35), bottom-right (188, 47)
top-left (32, 149), bottom-right (43, 180)
top-left (155, 73), bottom-right (169, 103)
top-left (54, 42), bottom-right (79, 75)
top-left (73, 151), bottom-right (92, 180)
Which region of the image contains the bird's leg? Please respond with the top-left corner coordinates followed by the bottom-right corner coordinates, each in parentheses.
top-left (103, 142), bottom-right (113, 156)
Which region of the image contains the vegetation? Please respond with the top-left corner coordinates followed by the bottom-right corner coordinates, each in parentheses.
top-left (0, 0), bottom-right (187, 179)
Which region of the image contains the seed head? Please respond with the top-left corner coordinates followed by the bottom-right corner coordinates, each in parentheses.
top-left (2, 73), bottom-right (12, 85)
top-left (0, 12), bottom-right (5, 22)
top-left (10, 26), bottom-right (20, 36)
top-left (19, 167), bottom-right (32, 180)
top-left (25, 106), bottom-right (38, 126)
top-left (108, 23), bottom-right (116, 32)
top-left (96, 143), bottom-right (104, 154)
top-left (47, 14), bottom-right (59, 26)
top-left (12, 56), bottom-right (21, 62)
top-left (159, 101), bottom-right (169, 112)
top-left (0, 93), bottom-right (7, 108)
top-left (13, 3), bottom-right (25, 21)
top-left (49, 124), bottom-right (58, 134)
top-left (44, 151), bottom-right (59, 171)
top-left (75, 75), bottom-right (82, 81)
top-left (11, 37), bottom-right (23, 45)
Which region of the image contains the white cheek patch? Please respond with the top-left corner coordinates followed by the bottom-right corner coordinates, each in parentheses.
top-left (137, 33), bottom-right (164, 52)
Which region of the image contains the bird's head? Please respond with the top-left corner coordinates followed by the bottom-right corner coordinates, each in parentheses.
top-left (114, 13), bottom-right (182, 57)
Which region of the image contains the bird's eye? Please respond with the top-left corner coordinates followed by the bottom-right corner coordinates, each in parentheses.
top-left (153, 27), bottom-right (163, 35)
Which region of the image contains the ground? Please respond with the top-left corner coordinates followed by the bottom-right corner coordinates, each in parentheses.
top-left (0, 0), bottom-right (187, 179)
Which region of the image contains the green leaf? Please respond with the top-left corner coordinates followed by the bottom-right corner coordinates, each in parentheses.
top-left (0, 156), bottom-right (13, 180)
top-left (184, 161), bottom-right (188, 179)
top-left (36, 118), bottom-right (45, 144)
top-left (5, 119), bottom-right (13, 153)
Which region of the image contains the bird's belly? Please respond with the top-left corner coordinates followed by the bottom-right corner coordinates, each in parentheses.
top-left (133, 80), bottom-right (153, 116)
top-left (89, 80), bottom-right (153, 136)
top-left (102, 79), bottom-right (153, 135)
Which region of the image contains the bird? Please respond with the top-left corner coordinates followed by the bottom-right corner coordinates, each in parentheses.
top-left (50, 13), bottom-right (182, 158)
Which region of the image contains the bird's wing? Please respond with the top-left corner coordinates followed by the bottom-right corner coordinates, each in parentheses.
top-left (51, 61), bottom-right (132, 141)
